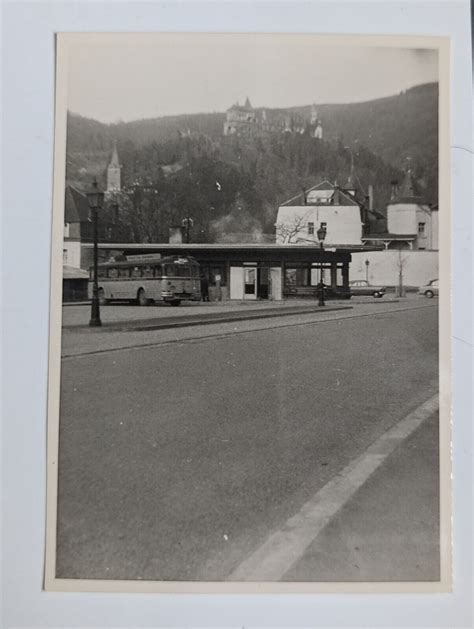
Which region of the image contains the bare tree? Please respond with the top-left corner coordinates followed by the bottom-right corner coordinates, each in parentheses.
top-left (275, 213), bottom-right (310, 244)
top-left (395, 246), bottom-right (409, 297)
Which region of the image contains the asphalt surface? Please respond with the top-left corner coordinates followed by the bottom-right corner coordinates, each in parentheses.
top-left (284, 411), bottom-right (440, 582)
top-left (56, 304), bottom-right (438, 581)
top-left (61, 299), bottom-right (433, 358)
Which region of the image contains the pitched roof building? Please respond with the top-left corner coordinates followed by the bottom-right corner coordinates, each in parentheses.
top-left (362, 169), bottom-right (438, 250)
top-left (63, 185), bottom-right (122, 268)
top-left (276, 179), bottom-right (386, 247)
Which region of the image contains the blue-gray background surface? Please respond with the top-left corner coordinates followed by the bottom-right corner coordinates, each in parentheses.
top-left (1, 1), bottom-right (472, 626)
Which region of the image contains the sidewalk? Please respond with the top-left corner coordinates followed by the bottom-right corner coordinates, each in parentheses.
top-left (61, 295), bottom-right (411, 328)
top-left (62, 299), bottom-right (346, 327)
top-left (283, 410), bottom-right (440, 582)
top-left (64, 303), bottom-right (352, 332)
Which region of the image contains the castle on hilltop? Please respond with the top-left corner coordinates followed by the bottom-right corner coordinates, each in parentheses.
top-left (223, 98), bottom-right (323, 139)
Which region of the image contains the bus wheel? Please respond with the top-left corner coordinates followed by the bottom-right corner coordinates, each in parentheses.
top-left (98, 288), bottom-right (107, 305)
top-left (170, 300), bottom-right (181, 307)
top-left (137, 288), bottom-right (148, 306)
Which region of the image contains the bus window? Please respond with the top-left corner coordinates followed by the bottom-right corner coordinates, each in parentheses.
top-left (163, 264), bottom-right (175, 276)
top-left (118, 268), bottom-right (130, 278)
top-left (152, 265), bottom-right (162, 277)
top-left (142, 265), bottom-right (154, 278)
top-left (131, 266), bottom-right (141, 278)
top-left (108, 268), bottom-right (118, 279)
top-left (176, 265), bottom-right (190, 277)
top-left (98, 268), bottom-right (107, 278)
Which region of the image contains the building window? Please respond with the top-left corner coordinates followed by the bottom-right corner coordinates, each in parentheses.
top-left (64, 223), bottom-right (70, 238)
top-left (321, 222), bottom-right (327, 230)
top-left (418, 222), bottom-right (426, 235)
top-left (308, 222), bottom-right (314, 235)
top-left (285, 267), bottom-right (309, 287)
top-left (63, 249), bottom-right (68, 264)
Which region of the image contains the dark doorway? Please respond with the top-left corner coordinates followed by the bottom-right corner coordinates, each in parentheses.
top-left (257, 267), bottom-right (269, 299)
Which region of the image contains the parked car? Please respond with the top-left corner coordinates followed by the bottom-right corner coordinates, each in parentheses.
top-left (418, 279), bottom-right (439, 298)
top-left (348, 280), bottom-right (386, 298)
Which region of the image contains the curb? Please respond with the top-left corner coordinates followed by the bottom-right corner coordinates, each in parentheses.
top-left (65, 305), bottom-right (353, 333)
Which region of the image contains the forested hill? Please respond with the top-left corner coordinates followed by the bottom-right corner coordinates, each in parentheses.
top-left (293, 83), bottom-right (438, 177)
top-left (67, 82), bottom-right (437, 171)
top-left (65, 82), bottom-right (438, 243)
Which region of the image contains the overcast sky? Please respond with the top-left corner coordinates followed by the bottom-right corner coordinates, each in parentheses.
top-left (66, 34), bottom-right (439, 123)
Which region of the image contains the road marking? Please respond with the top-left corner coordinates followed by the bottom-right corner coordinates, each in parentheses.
top-left (62, 303), bottom-right (437, 359)
top-left (227, 393), bottom-right (439, 582)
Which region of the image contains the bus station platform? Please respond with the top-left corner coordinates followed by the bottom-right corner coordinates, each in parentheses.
top-left (63, 302), bottom-right (353, 333)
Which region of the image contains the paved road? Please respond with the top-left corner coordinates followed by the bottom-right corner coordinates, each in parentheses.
top-left (283, 411), bottom-right (440, 582)
top-left (61, 299), bottom-right (434, 358)
top-left (56, 305), bottom-right (438, 581)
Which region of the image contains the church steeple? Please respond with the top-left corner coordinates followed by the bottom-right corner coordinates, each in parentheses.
top-left (110, 142), bottom-right (120, 168)
top-left (107, 142), bottom-right (121, 192)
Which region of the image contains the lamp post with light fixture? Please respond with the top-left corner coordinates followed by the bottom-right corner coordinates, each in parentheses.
top-left (317, 222), bottom-right (327, 307)
top-left (87, 179), bottom-right (105, 327)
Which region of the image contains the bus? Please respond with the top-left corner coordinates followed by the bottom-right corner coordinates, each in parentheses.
top-left (88, 255), bottom-right (201, 306)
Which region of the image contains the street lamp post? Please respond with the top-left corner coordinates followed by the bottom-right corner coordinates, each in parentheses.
top-left (87, 179), bottom-right (105, 327)
top-left (317, 222), bottom-right (327, 307)
top-left (365, 259), bottom-right (370, 284)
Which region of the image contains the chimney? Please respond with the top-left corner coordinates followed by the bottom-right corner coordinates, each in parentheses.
top-left (169, 226), bottom-right (184, 244)
top-left (301, 187), bottom-right (307, 205)
top-left (368, 184), bottom-right (374, 211)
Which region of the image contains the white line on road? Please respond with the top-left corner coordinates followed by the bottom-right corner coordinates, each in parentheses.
top-left (227, 393), bottom-right (439, 582)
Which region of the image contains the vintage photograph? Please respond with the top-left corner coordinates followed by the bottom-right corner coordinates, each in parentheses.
top-left (46, 33), bottom-right (449, 590)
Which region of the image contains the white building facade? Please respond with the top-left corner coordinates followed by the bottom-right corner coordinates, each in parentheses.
top-left (275, 180), bottom-right (364, 246)
top-left (385, 201), bottom-right (438, 250)
top-left (363, 170), bottom-right (438, 251)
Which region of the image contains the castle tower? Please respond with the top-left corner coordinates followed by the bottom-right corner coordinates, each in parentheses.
top-left (310, 104), bottom-right (323, 138)
top-left (314, 119), bottom-right (323, 139)
top-left (107, 143), bottom-right (121, 192)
